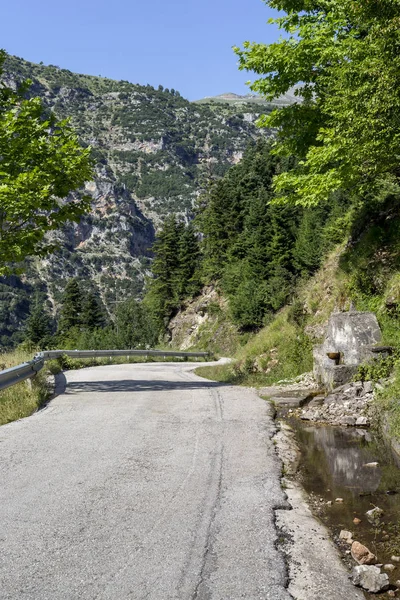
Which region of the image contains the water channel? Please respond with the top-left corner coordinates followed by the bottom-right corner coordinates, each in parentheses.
top-left (285, 417), bottom-right (400, 597)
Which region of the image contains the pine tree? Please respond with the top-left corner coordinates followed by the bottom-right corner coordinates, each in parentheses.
top-left (81, 291), bottom-right (106, 330)
top-left (293, 209), bottom-right (325, 276)
top-left (24, 294), bottom-right (53, 348)
top-left (57, 279), bottom-right (83, 335)
top-left (177, 222), bottom-right (201, 298)
top-left (145, 215), bottom-right (182, 325)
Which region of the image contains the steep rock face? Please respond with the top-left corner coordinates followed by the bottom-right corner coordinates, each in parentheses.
top-left (1, 55), bottom-right (272, 344)
top-left (167, 286), bottom-right (241, 355)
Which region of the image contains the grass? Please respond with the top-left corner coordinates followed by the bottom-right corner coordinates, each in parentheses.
top-left (373, 362), bottom-right (400, 441)
top-left (0, 349), bottom-right (61, 426)
top-left (195, 308), bottom-right (313, 387)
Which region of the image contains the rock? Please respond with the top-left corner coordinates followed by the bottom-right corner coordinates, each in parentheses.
top-left (308, 395), bottom-right (325, 407)
top-left (366, 507), bottom-right (384, 524)
top-left (326, 500), bottom-right (333, 506)
top-left (388, 590), bottom-right (396, 598)
top-left (351, 541), bottom-right (377, 565)
top-left (363, 462), bottom-right (379, 468)
top-left (341, 416), bottom-right (356, 426)
top-left (392, 556), bottom-right (400, 563)
top-left (363, 381), bottom-right (374, 394)
top-left (384, 564), bottom-right (396, 571)
top-left (395, 579), bottom-right (400, 586)
top-left (356, 416), bottom-right (370, 426)
top-left (335, 497), bottom-right (344, 503)
top-left (340, 530), bottom-right (353, 544)
top-left (353, 518), bottom-right (361, 525)
top-left (300, 411), bottom-right (313, 421)
top-left (351, 565), bottom-right (390, 593)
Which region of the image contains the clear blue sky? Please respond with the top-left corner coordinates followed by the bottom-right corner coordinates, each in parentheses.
top-left (1, 0), bottom-right (280, 100)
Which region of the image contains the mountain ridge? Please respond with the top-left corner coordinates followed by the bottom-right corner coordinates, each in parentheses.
top-left (0, 54), bottom-right (274, 346)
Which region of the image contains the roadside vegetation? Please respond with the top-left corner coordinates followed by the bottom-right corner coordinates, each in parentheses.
top-left (0, 349), bottom-right (59, 426)
top-left (2, 1), bottom-right (400, 444)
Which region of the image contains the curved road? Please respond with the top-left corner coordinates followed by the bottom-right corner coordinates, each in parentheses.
top-left (0, 362), bottom-right (291, 600)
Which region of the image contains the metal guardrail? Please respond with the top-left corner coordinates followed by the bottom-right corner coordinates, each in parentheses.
top-left (41, 350), bottom-right (210, 360)
top-left (0, 356), bottom-right (45, 392)
top-left (0, 349), bottom-right (210, 393)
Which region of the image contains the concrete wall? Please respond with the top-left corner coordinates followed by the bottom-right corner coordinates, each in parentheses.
top-left (314, 312), bottom-right (382, 389)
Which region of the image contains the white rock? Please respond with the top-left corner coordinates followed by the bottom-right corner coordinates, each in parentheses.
top-left (351, 565), bottom-right (390, 593)
top-left (339, 530), bottom-right (353, 544)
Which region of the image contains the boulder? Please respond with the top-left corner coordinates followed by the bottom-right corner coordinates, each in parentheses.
top-left (341, 416), bottom-right (356, 426)
top-left (351, 541), bottom-right (377, 565)
top-left (351, 565), bottom-right (390, 593)
top-left (363, 381), bottom-right (374, 394)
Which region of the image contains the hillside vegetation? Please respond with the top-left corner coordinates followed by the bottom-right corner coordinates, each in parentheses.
top-left (144, 0), bottom-right (400, 440)
top-left (0, 55), bottom-right (272, 346)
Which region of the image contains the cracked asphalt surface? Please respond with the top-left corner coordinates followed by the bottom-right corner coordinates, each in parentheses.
top-left (0, 362), bottom-right (292, 600)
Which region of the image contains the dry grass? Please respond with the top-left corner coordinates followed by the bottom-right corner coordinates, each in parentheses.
top-left (0, 349), bottom-right (57, 426)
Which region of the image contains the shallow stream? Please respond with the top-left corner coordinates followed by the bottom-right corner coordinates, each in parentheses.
top-left (286, 418), bottom-right (400, 596)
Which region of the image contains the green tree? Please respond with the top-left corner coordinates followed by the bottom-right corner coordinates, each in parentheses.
top-left (0, 50), bottom-right (93, 270)
top-left (234, 1), bottom-right (400, 205)
top-left (57, 279), bottom-right (83, 335)
top-left (177, 222), bottom-right (201, 298)
top-left (81, 291), bottom-right (107, 330)
top-left (145, 215), bottom-right (183, 325)
top-left (24, 293), bottom-right (53, 348)
top-left (115, 299), bottom-right (158, 348)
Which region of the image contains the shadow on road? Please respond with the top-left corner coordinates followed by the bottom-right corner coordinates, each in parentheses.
top-left (63, 379), bottom-right (229, 394)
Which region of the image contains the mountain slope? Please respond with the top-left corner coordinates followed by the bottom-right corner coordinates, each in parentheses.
top-left (0, 55), bottom-right (274, 346)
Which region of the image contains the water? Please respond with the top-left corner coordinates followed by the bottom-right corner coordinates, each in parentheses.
top-left (287, 418), bottom-right (400, 591)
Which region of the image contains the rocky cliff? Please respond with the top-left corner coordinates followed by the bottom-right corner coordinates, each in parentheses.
top-left (0, 55), bottom-right (273, 345)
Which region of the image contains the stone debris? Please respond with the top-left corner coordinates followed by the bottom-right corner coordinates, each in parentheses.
top-left (366, 507), bottom-right (384, 525)
top-left (335, 497), bottom-right (344, 503)
top-left (339, 530), bottom-right (353, 544)
top-left (259, 373), bottom-right (320, 407)
top-left (351, 565), bottom-right (390, 593)
top-left (299, 381), bottom-right (374, 427)
top-left (353, 518), bottom-right (362, 525)
top-left (351, 541), bottom-right (377, 565)
top-left (384, 564), bottom-right (396, 572)
top-left (392, 556), bottom-right (400, 563)
top-left (363, 462), bottom-right (379, 468)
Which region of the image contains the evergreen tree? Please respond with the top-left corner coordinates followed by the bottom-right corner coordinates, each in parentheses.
top-left (81, 291), bottom-right (106, 330)
top-left (24, 294), bottom-right (53, 348)
top-left (57, 279), bottom-right (83, 335)
top-left (177, 222), bottom-right (201, 298)
top-left (145, 215), bottom-right (183, 325)
top-left (293, 209), bottom-right (325, 276)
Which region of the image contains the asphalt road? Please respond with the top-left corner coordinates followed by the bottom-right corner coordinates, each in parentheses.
top-left (0, 362), bottom-right (291, 600)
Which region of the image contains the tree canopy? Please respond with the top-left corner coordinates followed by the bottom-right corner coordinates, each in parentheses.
top-left (0, 50), bottom-right (93, 270)
top-left (234, 0), bottom-right (400, 205)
